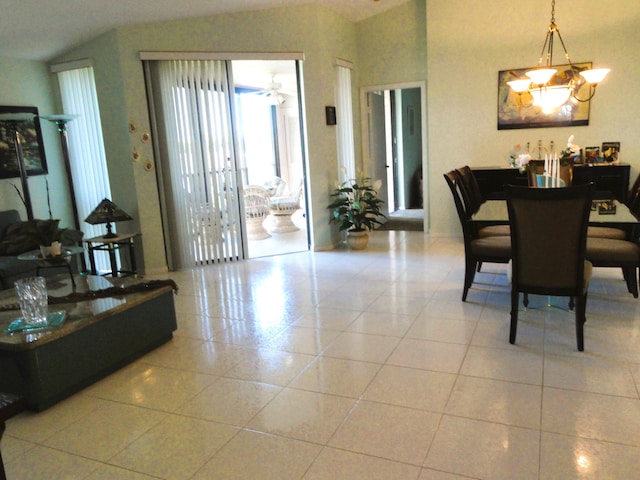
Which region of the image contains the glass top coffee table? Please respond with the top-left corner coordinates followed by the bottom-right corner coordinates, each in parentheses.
top-left (17, 246), bottom-right (84, 286)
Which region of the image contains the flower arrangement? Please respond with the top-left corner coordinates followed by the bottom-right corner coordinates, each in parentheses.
top-left (508, 144), bottom-right (532, 172)
top-left (560, 135), bottom-right (581, 163)
top-left (328, 175), bottom-right (385, 232)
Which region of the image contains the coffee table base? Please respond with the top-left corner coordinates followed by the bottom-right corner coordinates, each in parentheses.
top-left (0, 288), bottom-right (177, 411)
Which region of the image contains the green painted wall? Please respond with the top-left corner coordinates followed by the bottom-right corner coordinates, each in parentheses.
top-left (0, 57), bottom-right (74, 227)
top-left (54, 3), bottom-right (359, 271)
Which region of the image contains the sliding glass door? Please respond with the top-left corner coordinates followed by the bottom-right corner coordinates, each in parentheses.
top-left (151, 59), bottom-right (243, 268)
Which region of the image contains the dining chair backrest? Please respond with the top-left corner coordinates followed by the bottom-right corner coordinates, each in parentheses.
top-left (444, 170), bottom-right (472, 229)
top-left (455, 165), bottom-right (483, 214)
top-left (505, 183), bottom-right (594, 295)
top-left (627, 172), bottom-right (640, 218)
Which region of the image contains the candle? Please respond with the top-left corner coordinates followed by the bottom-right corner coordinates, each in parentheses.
top-left (544, 154), bottom-right (549, 175)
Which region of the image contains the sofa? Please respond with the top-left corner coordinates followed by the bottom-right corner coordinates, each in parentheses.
top-left (0, 210), bottom-right (83, 289)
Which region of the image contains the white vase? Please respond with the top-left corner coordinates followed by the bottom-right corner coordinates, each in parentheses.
top-left (347, 230), bottom-right (369, 250)
top-left (40, 241), bottom-right (62, 258)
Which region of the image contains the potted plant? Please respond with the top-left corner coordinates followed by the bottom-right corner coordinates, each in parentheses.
top-left (26, 219), bottom-right (65, 258)
top-left (328, 175), bottom-right (385, 250)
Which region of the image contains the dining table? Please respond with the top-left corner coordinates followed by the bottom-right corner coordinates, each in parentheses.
top-left (472, 199), bottom-right (640, 234)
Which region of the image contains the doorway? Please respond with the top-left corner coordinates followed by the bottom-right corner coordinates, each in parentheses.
top-left (361, 82), bottom-right (427, 231)
top-left (232, 59), bottom-right (309, 258)
top-left (145, 57), bottom-right (309, 270)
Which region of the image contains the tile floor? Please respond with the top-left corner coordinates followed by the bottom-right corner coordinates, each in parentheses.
top-left (4, 230), bottom-right (640, 479)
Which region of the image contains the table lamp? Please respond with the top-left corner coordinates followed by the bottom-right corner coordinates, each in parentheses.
top-left (84, 198), bottom-right (132, 238)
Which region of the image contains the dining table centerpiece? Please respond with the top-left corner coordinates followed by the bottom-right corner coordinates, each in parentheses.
top-left (328, 175), bottom-right (385, 250)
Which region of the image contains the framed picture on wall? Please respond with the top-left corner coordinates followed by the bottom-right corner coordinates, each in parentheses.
top-left (497, 62), bottom-right (592, 130)
top-left (0, 105), bottom-right (48, 179)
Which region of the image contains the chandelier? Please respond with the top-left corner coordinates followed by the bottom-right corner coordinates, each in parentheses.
top-left (507, 0), bottom-right (610, 114)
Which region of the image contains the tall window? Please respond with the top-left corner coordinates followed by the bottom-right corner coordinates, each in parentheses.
top-left (52, 62), bottom-right (112, 272)
top-left (335, 60), bottom-right (355, 182)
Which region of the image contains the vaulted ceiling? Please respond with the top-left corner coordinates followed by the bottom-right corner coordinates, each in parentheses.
top-left (1, 0), bottom-right (410, 61)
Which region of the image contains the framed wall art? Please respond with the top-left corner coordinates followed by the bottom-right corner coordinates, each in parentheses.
top-left (497, 62), bottom-right (592, 130)
top-left (0, 105), bottom-right (47, 179)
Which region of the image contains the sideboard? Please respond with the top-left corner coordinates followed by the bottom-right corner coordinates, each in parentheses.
top-left (472, 163), bottom-right (631, 202)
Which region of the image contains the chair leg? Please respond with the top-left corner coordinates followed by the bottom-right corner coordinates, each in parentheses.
top-left (629, 267), bottom-right (639, 298)
top-left (523, 293), bottom-right (529, 308)
top-left (477, 261), bottom-right (483, 272)
top-left (462, 259), bottom-right (477, 302)
top-left (510, 290), bottom-right (519, 344)
top-left (575, 293), bottom-right (587, 351)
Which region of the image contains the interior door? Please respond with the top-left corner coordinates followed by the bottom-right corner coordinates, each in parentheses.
top-left (366, 91), bottom-right (390, 218)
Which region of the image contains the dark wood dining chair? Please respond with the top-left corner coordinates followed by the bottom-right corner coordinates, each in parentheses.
top-left (444, 171), bottom-right (511, 301)
top-left (505, 183), bottom-right (594, 351)
top-left (455, 165), bottom-right (510, 273)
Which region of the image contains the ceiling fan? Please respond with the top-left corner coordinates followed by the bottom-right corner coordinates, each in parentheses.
top-left (245, 77), bottom-right (286, 105)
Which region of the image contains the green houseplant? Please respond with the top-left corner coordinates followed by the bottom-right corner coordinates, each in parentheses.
top-left (25, 219), bottom-right (65, 257)
top-left (328, 176), bottom-right (385, 249)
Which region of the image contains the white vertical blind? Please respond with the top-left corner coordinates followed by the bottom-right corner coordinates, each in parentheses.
top-left (56, 66), bottom-right (112, 272)
top-left (157, 60), bottom-right (242, 267)
top-left (335, 63), bottom-right (355, 182)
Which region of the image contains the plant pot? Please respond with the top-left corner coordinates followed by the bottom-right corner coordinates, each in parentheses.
top-left (40, 241), bottom-right (62, 258)
top-left (347, 230), bottom-right (369, 250)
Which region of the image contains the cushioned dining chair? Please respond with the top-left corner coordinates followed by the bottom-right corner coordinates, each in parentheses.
top-left (586, 237), bottom-right (640, 297)
top-left (505, 183), bottom-right (594, 351)
top-left (444, 171), bottom-right (511, 301)
top-left (455, 166), bottom-right (510, 239)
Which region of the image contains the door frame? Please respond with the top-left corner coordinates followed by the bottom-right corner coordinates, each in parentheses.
top-left (359, 80), bottom-right (428, 231)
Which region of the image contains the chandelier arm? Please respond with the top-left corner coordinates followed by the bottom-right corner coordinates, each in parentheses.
top-left (537, 31), bottom-right (552, 67)
top-left (572, 84), bottom-right (598, 102)
top-left (552, 28), bottom-right (573, 66)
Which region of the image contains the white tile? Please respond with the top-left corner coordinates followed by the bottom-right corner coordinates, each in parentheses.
top-left (406, 315), bottom-right (477, 344)
top-left (247, 388), bottom-right (355, 443)
top-left (542, 387), bottom-right (640, 445)
top-left (460, 345), bottom-right (543, 384)
top-left (362, 365), bottom-right (456, 412)
top-left (425, 415), bottom-right (539, 480)
top-left (543, 352), bottom-right (638, 397)
top-left (42, 402), bottom-right (167, 462)
top-left (6, 445), bottom-right (101, 479)
top-left (195, 430), bottom-right (322, 480)
top-left (445, 375), bottom-right (542, 428)
top-left (110, 414), bottom-right (239, 479)
top-left (289, 356), bottom-right (382, 398)
top-left (329, 400), bottom-right (440, 465)
top-left (303, 447), bottom-right (421, 479)
top-left (178, 377), bottom-right (281, 426)
top-left (346, 310), bottom-right (416, 337)
top-left (540, 431), bottom-right (640, 480)
top-left (321, 332), bottom-right (401, 363)
top-left (387, 338), bottom-right (468, 374)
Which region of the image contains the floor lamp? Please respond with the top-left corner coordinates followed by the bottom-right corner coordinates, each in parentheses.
top-left (0, 112), bottom-right (36, 220)
top-left (40, 115), bottom-right (81, 231)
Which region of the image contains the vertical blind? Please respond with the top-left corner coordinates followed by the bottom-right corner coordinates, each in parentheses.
top-left (157, 59), bottom-right (243, 267)
top-left (335, 62), bottom-right (355, 182)
top-left (56, 66), bottom-right (112, 272)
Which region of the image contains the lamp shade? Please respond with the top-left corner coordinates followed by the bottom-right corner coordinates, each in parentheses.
top-left (84, 198), bottom-right (132, 238)
top-left (579, 68), bottom-right (610, 84)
